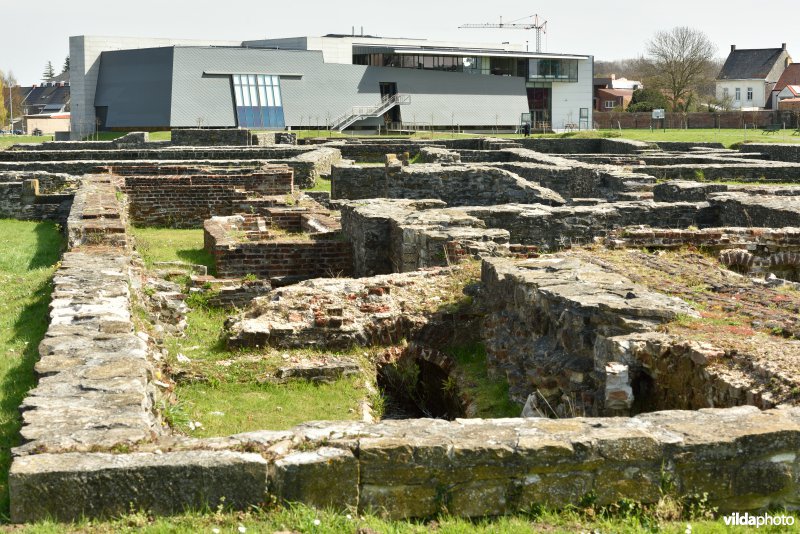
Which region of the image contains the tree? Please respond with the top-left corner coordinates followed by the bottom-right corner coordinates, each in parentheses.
top-left (0, 76), bottom-right (6, 128)
top-left (627, 88), bottom-right (669, 112)
top-left (62, 56), bottom-right (70, 74)
top-left (1, 71), bottom-right (23, 125)
top-left (42, 61), bottom-right (55, 82)
top-left (639, 27), bottom-right (717, 112)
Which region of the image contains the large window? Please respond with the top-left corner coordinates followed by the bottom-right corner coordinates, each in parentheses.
top-left (747, 87), bottom-right (753, 101)
top-left (232, 74), bottom-right (285, 129)
top-left (353, 53), bottom-right (481, 74)
top-left (529, 59), bottom-right (579, 82)
top-left (735, 87), bottom-right (741, 101)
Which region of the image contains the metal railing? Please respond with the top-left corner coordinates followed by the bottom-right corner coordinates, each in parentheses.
top-left (330, 93), bottom-right (411, 131)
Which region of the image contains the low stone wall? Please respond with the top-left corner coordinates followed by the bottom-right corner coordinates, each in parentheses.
top-left (480, 256), bottom-right (697, 412)
top-left (0, 179), bottom-right (72, 221)
top-left (462, 201), bottom-right (714, 249)
top-left (122, 165), bottom-right (293, 228)
top-left (204, 215), bottom-right (352, 280)
top-left (171, 129), bottom-right (296, 147)
top-left (740, 143), bottom-right (800, 162)
top-left (271, 146), bottom-right (342, 188)
top-left (654, 141), bottom-right (725, 151)
top-left (516, 137), bottom-right (654, 154)
top-left (331, 164), bottom-right (564, 206)
top-left (0, 146), bottom-right (313, 162)
top-left (340, 199), bottom-right (509, 276)
top-left (654, 180), bottom-right (800, 202)
top-left (10, 132), bottom-right (153, 151)
top-left (639, 162), bottom-right (800, 183)
top-left (710, 192), bottom-right (800, 227)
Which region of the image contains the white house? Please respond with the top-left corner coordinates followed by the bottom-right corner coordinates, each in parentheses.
top-left (716, 44), bottom-right (791, 110)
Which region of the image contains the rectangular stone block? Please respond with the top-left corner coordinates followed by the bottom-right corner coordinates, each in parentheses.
top-left (10, 451), bottom-right (267, 523)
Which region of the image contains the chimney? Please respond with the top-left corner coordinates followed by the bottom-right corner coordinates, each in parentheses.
top-left (782, 43), bottom-right (787, 51)
top-left (731, 44), bottom-right (736, 53)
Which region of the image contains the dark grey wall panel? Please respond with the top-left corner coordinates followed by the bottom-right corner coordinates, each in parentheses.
top-left (95, 47), bottom-right (174, 128)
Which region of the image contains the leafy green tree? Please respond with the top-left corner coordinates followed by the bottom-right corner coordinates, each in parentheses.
top-left (627, 88), bottom-right (669, 112)
top-left (62, 56), bottom-right (70, 74)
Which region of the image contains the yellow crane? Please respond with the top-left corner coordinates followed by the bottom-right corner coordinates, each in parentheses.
top-left (459, 14), bottom-right (548, 52)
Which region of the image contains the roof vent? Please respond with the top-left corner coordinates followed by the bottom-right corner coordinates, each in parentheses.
top-left (782, 43), bottom-right (787, 51)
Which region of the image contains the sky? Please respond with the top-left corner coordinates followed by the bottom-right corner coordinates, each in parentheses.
top-left (1, 0), bottom-right (798, 85)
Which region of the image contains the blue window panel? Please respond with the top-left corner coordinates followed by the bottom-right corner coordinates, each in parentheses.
top-left (231, 74), bottom-right (285, 129)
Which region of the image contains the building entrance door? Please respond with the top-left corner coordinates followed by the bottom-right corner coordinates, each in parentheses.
top-left (527, 86), bottom-right (551, 131)
top-left (379, 82), bottom-right (401, 124)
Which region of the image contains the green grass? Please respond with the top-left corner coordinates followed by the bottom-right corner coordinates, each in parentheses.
top-left (131, 227), bottom-right (215, 275)
top-left (0, 220), bottom-right (63, 517)
top-left (11, 501), bottom-right (797, 533)
top-left (81, 131), bottom-right (171, 141)
top-left (595, 128), bottom-right (800, 148)
top-left (0, 136), bottom-right (52, 150)
top-left (448, 344), bottom-right (520, 418)
top-left (178, 377), bottom-right (365, 436)
top-left (303, 177), bottom-right (331, 193)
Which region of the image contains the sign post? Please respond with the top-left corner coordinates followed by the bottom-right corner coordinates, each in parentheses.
top-left (652, 109), bottom-right (666, 132)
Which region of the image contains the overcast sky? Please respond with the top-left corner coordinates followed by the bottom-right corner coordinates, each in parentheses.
top-left (2, 0), bottom-right (798, 84)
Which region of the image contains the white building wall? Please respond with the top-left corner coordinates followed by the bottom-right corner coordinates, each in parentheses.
top-left (69, 35), bottom-right (239, 139)
top-left (550, 58), bottom-right (593, 131)
top-left (716, 79), bottom-right (769, 110)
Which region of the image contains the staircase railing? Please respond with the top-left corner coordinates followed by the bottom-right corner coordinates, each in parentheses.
top-left (330, 93), bottom-right (411, 131)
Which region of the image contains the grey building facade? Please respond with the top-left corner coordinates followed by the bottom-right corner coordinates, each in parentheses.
top-left (74, 34), bottom-right (594, 136)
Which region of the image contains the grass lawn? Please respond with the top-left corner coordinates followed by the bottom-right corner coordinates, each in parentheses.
top-left (596, 128), bottom-right (800, 148)
top-left (81, 131), bottom-right (172, 141)
top-left (303, 177), bottom-right (331, 193)
top-left (0, 220), bottom-right (63, 517)
top-left (132, 227), bottom-right (367, 436)
top-left (11, 501), bottom-right (795, 533)
top-left (0, 136), bottom-right (52, 150)
top-left (131, 227), bottom-right (215, 275)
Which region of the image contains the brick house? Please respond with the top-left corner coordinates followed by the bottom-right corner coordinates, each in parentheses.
top-left (770, 63), bottom-right (800, 109)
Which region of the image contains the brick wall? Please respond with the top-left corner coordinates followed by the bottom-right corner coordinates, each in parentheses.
top-left (122, 166), bottom-right (293, 227)
top-left (594, 110), bottom-right (798, 129)
top-left (204, 216), bottom-right (352, 280)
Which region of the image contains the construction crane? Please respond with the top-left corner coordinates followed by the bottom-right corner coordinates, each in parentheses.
top-left (459, 14), bottom-right (547, 52)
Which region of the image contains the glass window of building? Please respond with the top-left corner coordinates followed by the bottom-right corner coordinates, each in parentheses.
top-left (232, 74), bottom-right (285, 129)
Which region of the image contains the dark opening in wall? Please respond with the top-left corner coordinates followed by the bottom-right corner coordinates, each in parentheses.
top-left (377, 357), bottom-right (465, 420)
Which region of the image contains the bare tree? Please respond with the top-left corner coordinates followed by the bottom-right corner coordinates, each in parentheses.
top-left (640, 27), bottom-right (717, 112)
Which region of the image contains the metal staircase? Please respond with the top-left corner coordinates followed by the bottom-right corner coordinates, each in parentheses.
top-left (330, 93), bottom-right (411, 131)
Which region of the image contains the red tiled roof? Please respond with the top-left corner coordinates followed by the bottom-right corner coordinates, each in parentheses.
top-left (774, 63), bottom-right (800, 92)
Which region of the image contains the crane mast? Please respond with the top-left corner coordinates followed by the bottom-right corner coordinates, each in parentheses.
top-left (459, 14), bottom-right (548, 52)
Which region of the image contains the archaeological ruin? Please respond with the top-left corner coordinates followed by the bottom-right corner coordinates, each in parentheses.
top-left (1, 129), bottom-right (800, 522)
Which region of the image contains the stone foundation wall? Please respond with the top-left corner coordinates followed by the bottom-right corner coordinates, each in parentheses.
top-left (639, 163), bottom-right (800, 183)
top-left (515, 137), bottom-right (653, 154)
top-left (270, 146), bottom-right (342, 188)
top-left (479, 256), bottom-right (696, 412)
top-left (740, 143), bottom-right (800, 163)
top-left (0, 179), bottom-right (73, 221)
top-left (171, 129), bottom-right (296, 147)
top-left (0, 146), bottom-right (313, 162)
top-left (204, 216), bottom-right (352, 280)
top-left (331, 164), bottom-right (564, 206)
top-left (122, 166), bottom-right (293, 228)
top-left (340, 199), bottom-right (510, 276)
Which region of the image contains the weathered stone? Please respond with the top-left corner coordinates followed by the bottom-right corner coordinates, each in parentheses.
top-left (10, 451), bottom-right (267, 522)
top-left (270, 447), bottom-right (358, 510)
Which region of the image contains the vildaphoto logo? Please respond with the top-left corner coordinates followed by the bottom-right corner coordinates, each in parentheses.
top-left (722, 513), bottom-right (796, 528)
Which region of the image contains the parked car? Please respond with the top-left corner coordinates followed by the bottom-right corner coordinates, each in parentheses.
top-left (12, 129), bottom-right (23, 135)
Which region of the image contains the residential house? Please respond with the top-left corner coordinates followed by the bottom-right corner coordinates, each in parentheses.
top-left (21, 71), bottom-right (70, 134)
top-left (716, 44), bottom-right (792, 110)
top-left (593, 74), bottom-right (641, 111)
top-left (770, 63), bottom-right (800, 109)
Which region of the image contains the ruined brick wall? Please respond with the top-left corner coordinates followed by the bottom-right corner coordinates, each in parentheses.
top-left (204, 216), bottom-right (352, 280)
top-left (123, 167), bottom-right (293, 228)
top-left (0, 179), bottom-right (73, 221)
top-left (171, 129), bottom-right (296, 147)
top-left (206, 237), bottom-right (352, 280)
top-left (270, 146), bottom-right (342, 188)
